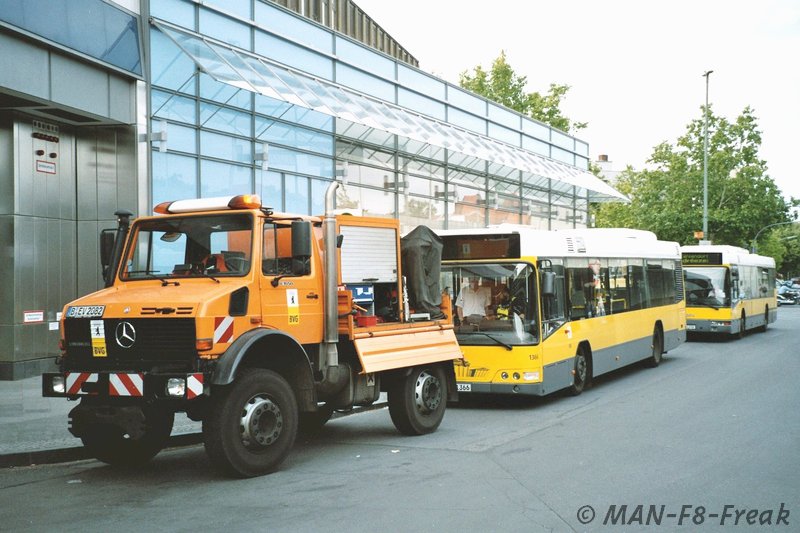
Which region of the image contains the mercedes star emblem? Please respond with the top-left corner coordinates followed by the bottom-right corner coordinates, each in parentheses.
top-left (115, 321), bottom-right (136, 349)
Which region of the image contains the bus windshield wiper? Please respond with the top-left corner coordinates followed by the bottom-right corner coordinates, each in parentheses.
top-left (469, 332), bottom-right (514, 351)
top-left (691, 300), bottom-right (721, 309)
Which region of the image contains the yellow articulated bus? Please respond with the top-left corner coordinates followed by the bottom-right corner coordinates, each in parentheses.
top-left (680, 245), bottom-right (777, 337)
top-left (436, 226), bottom-right (686, 396)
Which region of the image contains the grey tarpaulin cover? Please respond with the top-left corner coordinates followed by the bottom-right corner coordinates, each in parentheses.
top-left (401, 225), bottom-right (445, 319)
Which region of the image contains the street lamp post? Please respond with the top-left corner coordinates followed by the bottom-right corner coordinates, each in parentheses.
top-left (702, 70), bottom-right (713, 244)
top-left (751, 221), bottom-right (799, 253)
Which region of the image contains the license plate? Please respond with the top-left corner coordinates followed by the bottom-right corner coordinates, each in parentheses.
top-left (457, 383), bottom-right (471, 392)
top-left (686, 324), bottom-right (696, 330)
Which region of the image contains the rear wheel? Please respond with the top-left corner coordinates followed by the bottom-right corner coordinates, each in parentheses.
top-left (81, 408), bottom-right (173, 467)
top-left (759, 306), bottom-right (769, 332)
top-left (388, 365), bottom-right (447, 435)
top-left (568, 347), bottom-right (590, 396)
top-left (646, 325), bottom-right (664, 367)
top-left (203, 368), bottom-right (298, 478)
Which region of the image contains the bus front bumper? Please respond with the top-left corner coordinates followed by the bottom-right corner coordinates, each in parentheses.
top-left (686, 319), bottom-right (736, 334)
top-left (457, 381), bottom-right (544, 396)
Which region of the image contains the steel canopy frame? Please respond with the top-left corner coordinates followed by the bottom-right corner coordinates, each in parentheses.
top-left (152, 20), bottom-right (627, 203)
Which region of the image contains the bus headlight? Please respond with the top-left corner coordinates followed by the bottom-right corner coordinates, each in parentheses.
top-left (501, 372), bottom-right (509, 380)
top-left (523, 372), bottom-right (539, 381)
top-left (166, 378), bottom-right (186, 398)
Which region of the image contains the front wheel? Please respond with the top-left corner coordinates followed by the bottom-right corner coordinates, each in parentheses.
top-left (81, 408), bottom-right (174, 467)
top-left (388, 365), bottom-right (447, 436)
top-left (735, 312), bottom-right (746, 339)
top-left (568, 347), bottom-right (590, 396)
top-left (646, 325), bottom-right (664, 367)
top-left (203, 368), bottom-right (298, 478)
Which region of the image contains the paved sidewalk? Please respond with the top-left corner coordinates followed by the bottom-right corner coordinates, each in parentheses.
top-left (0, 374), bottom-right (201, 467)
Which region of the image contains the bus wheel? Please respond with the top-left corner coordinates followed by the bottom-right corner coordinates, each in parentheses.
top-left (646, 325), bottom-right (664, 367)
top-left (735, 312), bottom-right (746, 339)
top-left (759, 306), bottom-right (769, 333)
top-left (569, 347), bottom-right (590, 396)
top-left (80, 408), bottom-right (173, 467)
top-left (203, 368), bottom-right (298, 478)
top-left (388, 364), bottom-right (447, 436)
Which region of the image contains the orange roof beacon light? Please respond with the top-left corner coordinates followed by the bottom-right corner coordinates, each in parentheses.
top-left (228, 194), bottom-right (261, 209)
top-left (153, 195), bottom-right (262, 214)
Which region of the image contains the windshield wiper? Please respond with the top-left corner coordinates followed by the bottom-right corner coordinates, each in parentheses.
top-left (125, 270), bottom-right (180, 286)
top-left (467, 332), bottom-right (514, 351)
top-left (690, 300), bottom-right (721, 309)
top-left (200, 271), bottom-right (220, 283)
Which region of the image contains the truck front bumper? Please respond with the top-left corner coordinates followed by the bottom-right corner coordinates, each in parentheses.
top-left (42, 371), bottom-right (206, 401)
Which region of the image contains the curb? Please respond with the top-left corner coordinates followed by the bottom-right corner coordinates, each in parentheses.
top-left (0, 402), bottom-right (388, 469)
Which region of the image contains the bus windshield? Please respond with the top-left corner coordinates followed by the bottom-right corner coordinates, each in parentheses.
top-left (684, 266), bottom-right (729, 307)
top-left (441, 262), bottom-right (538, 346)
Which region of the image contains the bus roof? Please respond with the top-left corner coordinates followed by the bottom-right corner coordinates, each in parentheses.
top-left (680, 244), bottom-right (775, 268)
top-left (436, 225), bottom-right (681, 260)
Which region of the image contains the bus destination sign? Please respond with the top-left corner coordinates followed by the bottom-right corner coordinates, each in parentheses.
top-left (682, 252), bottom-right (723, 265)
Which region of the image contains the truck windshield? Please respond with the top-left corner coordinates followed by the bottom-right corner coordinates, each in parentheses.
top-left (441, 262), bottom-right (538, 346)
top-left (120, 214), bottom-right (253, 280)
top-left (685, 266), bottom-right (730, 307)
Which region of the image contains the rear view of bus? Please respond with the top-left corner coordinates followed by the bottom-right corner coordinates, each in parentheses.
top-left (437, 226), bottom-right (687, 397)
top-left (681, 245), bottom-right (777, 337)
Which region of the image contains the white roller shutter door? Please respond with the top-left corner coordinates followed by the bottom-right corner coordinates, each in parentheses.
top-left (340, 225), bottom-right (398, 283)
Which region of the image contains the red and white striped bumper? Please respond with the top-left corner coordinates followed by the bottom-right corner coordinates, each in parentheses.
top-left (43, 372), bottom-right (206, 400)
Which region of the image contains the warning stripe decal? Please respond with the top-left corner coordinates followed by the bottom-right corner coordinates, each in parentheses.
top-left (187, 373), bottom-right (204, 399)
top-left (66, 373), bottom-right (98, 395)
top-left (214, 316), bottom-right (234, 343)
top-left (109, 373), bottom-right (144, 396)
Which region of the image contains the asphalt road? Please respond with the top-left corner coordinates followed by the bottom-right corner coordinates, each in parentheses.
top-left (2, 308), bottom-right (799, 532)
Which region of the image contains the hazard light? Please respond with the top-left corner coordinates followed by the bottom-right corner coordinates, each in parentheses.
top-left (154, 195), bottom-right (262, 214)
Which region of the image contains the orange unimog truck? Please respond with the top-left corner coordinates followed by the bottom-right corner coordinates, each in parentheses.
top-left (42, 182), bottom-right (461, 477)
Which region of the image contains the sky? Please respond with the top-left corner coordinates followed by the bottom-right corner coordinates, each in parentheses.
top-left (355, 0), bottom-right (800, 201)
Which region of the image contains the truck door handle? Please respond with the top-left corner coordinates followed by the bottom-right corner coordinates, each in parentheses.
top-left (306, 293), bottom-right (319, 299)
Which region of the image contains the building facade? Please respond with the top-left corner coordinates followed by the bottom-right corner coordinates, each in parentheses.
top-left (0, 0), bottom-right (623, 379)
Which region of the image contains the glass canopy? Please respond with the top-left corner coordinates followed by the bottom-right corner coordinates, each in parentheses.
top-left (152, 20), bottom-right (627, 202)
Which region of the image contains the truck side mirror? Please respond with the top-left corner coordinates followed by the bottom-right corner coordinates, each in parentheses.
top-left (100, 229), bottom-right (116, 271)
top-left (291, 220), bottom-right (312, 276)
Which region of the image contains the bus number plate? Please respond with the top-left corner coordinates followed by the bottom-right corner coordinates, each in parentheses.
top-left (457, 383), bottom-right (472, 392)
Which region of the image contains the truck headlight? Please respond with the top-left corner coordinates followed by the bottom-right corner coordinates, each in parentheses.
top-left (166, 378), bottom-right (186, 398)
top-left (52, 375), bottom-right (66, 394)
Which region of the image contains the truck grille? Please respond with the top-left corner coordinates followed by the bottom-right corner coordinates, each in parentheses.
top-left (63, 318), bottom-right (196, 371)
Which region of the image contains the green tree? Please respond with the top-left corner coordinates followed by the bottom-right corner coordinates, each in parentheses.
top-left (593, 106), bottom-right (795, 249)
top-left (459, 51), bottom-right (586, 133)
top-left (758, 223), bottom-right (800, 277)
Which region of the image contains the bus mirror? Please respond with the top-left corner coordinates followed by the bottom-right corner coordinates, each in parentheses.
top-left (542, 271), bottom-right (556, 296)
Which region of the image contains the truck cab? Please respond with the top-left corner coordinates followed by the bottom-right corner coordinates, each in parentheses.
top-left (43, 186), bottom-right (461, 477)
